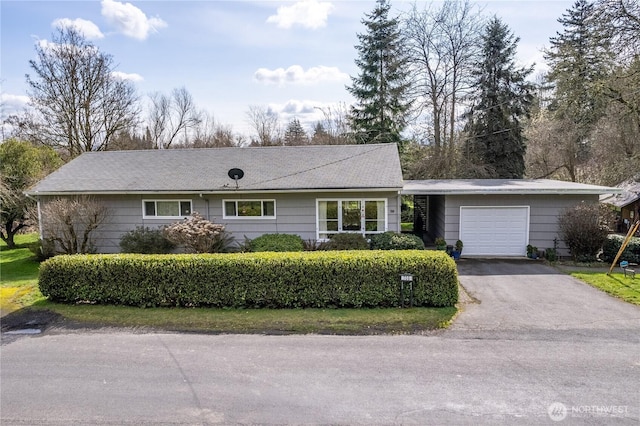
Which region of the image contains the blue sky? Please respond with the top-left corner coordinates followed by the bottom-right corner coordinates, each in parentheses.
top-left (1, 0), bottom-right (574, 138)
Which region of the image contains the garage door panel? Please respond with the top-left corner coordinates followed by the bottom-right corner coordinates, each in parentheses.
top-left (460, 206), bottom-right (529, 256)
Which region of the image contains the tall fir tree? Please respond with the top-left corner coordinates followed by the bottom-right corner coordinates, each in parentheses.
top-left (283, 118), bottom-right (308, 146)
top-left (464, 17), bottom-right (534, 178)
top-left (347, 0), bottom-right (411, 145)
top-left (544, 0), bottom-right (613, 167)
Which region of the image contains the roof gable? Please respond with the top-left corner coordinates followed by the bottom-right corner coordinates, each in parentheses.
top-left (29, 144), bottom-right (404, 195)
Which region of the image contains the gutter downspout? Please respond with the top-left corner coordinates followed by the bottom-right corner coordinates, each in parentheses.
top-left (397, 191), bottom-right (402, 233)
top-left (199, 193), bottom-right (210, 220)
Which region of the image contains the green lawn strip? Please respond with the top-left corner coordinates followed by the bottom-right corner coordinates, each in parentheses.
top-left (570, 272), bottom-right (640, 305)
top-left (2, 234), bottom-right (457, 333)
top-left (33, 302), bottom-right (457, 334)
top-left (1, 234), bottom-right (44, 311)
top-left (1, 234), bottom-right (40, 285)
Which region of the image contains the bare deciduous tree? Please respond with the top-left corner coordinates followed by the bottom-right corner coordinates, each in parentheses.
top-left (40, 196), bottom-right (110, 254)
top-left (246, 105), bottom-right (282, 146)
top-left (592, 0), bottom-right (640, 62)
top-left (311, 103), bottom-right (355, 145)
top-left (403, 0), bottom-right (482, 176)
top-left (26, 27), bottom-right (139, 158)
top-left (525, 110), bottom-right (579, 180)
top-left (190, 112), bottom-right (238, 147)
top-left (147, 87), bottom-right (202, 149)
top-left (582, 102), bottom-right (640, 185)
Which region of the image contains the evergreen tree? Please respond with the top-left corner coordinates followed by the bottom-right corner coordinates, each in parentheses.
top-left (347, 0), bottom-right (411, 145)
top-left (464, 18), bottom-right (534, 178)
top-left (283, 118), bottom-right (308, 146)
top-left (544, 0), bottom-right (613, 167)
top-left (310, 123), bottom-right (331, 145)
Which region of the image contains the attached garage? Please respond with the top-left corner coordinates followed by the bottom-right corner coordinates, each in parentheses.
top-left (403, 179), bottom-right (620, 257)
top-left (459, 206), bottom-right (529, 256)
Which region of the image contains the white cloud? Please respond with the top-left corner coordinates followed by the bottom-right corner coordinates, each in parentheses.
top-left (111, 71), bottom-right (143, 82)
top-left (254, 65), bottom-right (348, 85)
top-left (267, 0), bottom-right (334, 30)
top-left (35, 37), bottom-right (100, 57)
top-left (267, 100), bottom-right (345, 130)
top-left (1, 93), bottom-right (30, 118)
top-left (36, 39), bottom-right (57, 51)
top-left (101, 0), bottom-right (167, 40)
top-left (52, 18), bottom-right (104, 40)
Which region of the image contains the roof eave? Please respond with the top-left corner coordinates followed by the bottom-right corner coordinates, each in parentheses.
top-left (401, 188), bottom-right (624, 196)
top-left (27, 186), bottom-right (404, 197)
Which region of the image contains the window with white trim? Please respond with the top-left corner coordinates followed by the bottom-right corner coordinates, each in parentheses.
top-left (223, 200), bottom-right (276, 219)
top-left (143, 200), bottom-right (192, 219)
top-left (317, 199), bottom-right (386, 239)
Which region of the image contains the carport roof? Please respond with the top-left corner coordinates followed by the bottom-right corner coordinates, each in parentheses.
top-left (402, 179), bottom-right (622, 195)
top-left (599, 179), bottom-right (640, 208)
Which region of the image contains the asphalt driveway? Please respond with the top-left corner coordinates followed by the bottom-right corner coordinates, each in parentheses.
top-left (1, 259), bottom-right (639, 424)
top-left (453, 259), bottom-right (640, 337)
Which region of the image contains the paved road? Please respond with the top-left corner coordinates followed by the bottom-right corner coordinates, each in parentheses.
top-left (1, 260), bottom-right (639, 425)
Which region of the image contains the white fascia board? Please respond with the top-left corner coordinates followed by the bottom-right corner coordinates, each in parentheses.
top-left (401, 183), bottom-right (623, 196)
top-left (402, 188), bottom-right (623, 195)
top-left (27, 187), bottom-right (404, 196)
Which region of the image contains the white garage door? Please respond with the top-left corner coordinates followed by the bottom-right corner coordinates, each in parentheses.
top-left (459, 206), bottom-right (529, 256)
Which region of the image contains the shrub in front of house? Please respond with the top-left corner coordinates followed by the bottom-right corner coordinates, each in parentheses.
top-left (601, 234), bottom-right (640, 264)
top-left (558, 204), bottom-right (610, 262)
top-left (369, 231), bottom-right (425, 250)
top-left (319, 233), bottom-right (370, 250)
top-left (38, 250), bottom-right (458, 308)
top-left (163, 212), bottom-right (235, 253)
top-left (119, 226), bottom-right (175, 254)
top-left (250, 234), bottom-right (304, 252)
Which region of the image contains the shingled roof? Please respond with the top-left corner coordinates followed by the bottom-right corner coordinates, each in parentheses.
top-left (600, 177), bottom-right (640, 208)
top-left (28, 144), bottom-right (403, 195)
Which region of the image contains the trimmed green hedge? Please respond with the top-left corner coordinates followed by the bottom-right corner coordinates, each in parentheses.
top-left (602, 234), bottom-right (640, 264)
top-left (39, 251), bottom-right (458, 308)
top-left (250, 234), bottom-right (304, 252)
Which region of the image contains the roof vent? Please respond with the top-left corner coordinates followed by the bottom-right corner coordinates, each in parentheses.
top-left (227, 168), bottom-right (244, 189)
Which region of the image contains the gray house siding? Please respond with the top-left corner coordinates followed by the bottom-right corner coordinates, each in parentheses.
top-left (442, 194), bottom-right (600, 256)
top-left (39, 191), bottom-right (401, 253)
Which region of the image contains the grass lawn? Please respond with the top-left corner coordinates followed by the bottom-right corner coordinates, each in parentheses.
top-left (401, 222), bottom-right (414, 232)
top-left (0, 233), bottom-right (45, 313)
top-left (570, 271), bottom-right (640, 305)
top-left (1, 233), bottom-right (457, 334)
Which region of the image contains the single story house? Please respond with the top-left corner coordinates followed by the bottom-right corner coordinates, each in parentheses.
top-left (600, 177), bottom-right (640, 233)
top-left (28, 143), bottom-right (620, 257)
top-left (28, 144), bottom-right (405, 253)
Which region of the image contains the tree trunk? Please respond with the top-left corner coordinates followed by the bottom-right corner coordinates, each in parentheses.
top-left (1, 218), bottom-right (26, 250)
